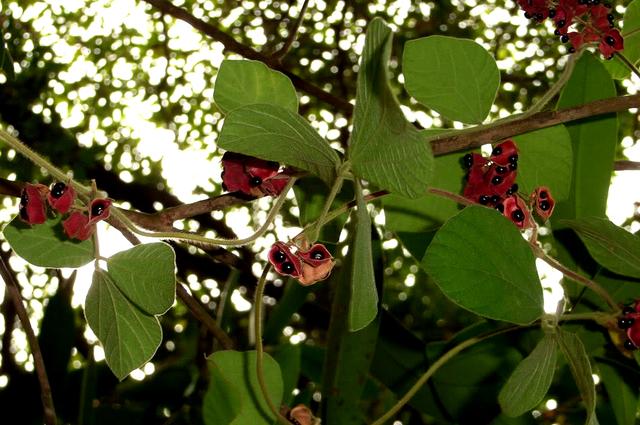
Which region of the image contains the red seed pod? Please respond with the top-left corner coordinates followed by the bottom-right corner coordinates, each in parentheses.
top-left (626, 320), bottom-right (640, 350)
top-left (88, 198), bottom-right (112, 225)
top-left (19, 183), bottom-right (49, 225)
top-left (268, 242), bottom-right (302, 278)
top-left (296, 243), bottom-right (335, 286)
top-left (599, 28), bottom-right (624, 60)
top-left (47, 182), bottom-right (76, 214)
top-left (483, 163), bottom-right (518, 197)
top-left (502, 195), bottom-right (532, 229)
top-left (490, 140), bottom-right (518, 167)
top-left (298, 243), bottom-right (333, 266)
top-left (221, 152), bottom-right (288, 197)
top-left (287, 405), bottom-right (315, 425)
top-left (531, 186), bottom-right (555, 220)
top-left (63, 211), bottom-right (95, 241)
top-left (462, 153), bottom-right (490, 200)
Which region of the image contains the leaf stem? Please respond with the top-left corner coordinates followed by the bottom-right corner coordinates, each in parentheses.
top-left (305, 174), bottom-right (345, 244)
top-left (272, 0), bottom-right (310, 60)
top-left (613, 51), bottom-right (640, 79)
top-left (254, 265), bottom-right (291, 425)
top-left (524, 50), bottom-right (581, 116)
top-left (370, 325), bottom-right (520, 425)
top-left (0, 255), bottom-right (57, 425)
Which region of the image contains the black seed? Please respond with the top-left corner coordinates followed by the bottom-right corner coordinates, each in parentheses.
top-left (554, 28), bottom-right (561, 35)
top-left (479, 195), bottom-right (491, 205)
top-left (605, 35), bottom-right (616, 46)
top-left (561, 34), bottom-right (569, 43)
top-left (607, 13), bottom-right (615, 22)
top-left (491, 146), bottom-right (502, 157)
top-left (624, 339), bottom-right (637, 350)
top-left (579, 0), bottom-right (587, 4)
top-left (491, 175), bottom-right (503, 185)
top-left (539, 190), bottom-right (548, 199)
top-left (548, 9), bottom-right (556, 18)
top-left (539, 200), bottom-right (551, 211)
top-left (20, 190), bottom-right (28, 207)
top-left (623, 306), bottom-right (635, 315)
top-left (311, 251), bottom-right (325, 260)
top-left (557, 19), bottom-right (566, 27)
top-left (91, 203), bottom-right (105, 217)
top-left (618, 317), bottom-right (635, 329)
top-left (535, 13), bottom-right (543, 21)
top-left (509, 163), bottom-right (518, 171)
top-left (511, 209), bottom-right (525, 222)
top-left (524, 11), bottom-right (532, 18)
top-left (221, 182), bottom-right (228, 191)
top-left (273, 250), bottom-right (286, 263)
top-left (19, 206), bottom-right (29, 221)
top-left (506, 184), bottom-right (519, 196)
top-left (462, 153), bottom-right (473, 169)
top-left (568, 47), bottom-right (576, 53)
top-left (249, 176), bottom-right (263, 187)
top-left (491, 195), bottom-right (500, 204)
top-left (591, 0), bottom-right (600, 4)
top-left (496, 166), bottom-right (508, 174)
top-left (281, 262), bottom-right (295, 274)
top-left (605, 2), bottom-right (612, 8)
top-left (495, 204), bottom-right (504, 213)
top-left (51, 182), bottom-right (66, 198)
top-left (508, 154), bottom-right (518, 164)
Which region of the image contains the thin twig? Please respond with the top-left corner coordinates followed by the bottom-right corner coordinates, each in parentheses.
top-left (614, 160), bottom-right (640, 171)
top-left (614, 51), bottom-right (640, 79)
top-left (0, 256), bottom-right (57, 425)
top-left (272, 0), bottom-right (310, 60)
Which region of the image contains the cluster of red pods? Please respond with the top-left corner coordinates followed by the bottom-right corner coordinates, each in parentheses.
top-left (617, 300), bottom-right (640, 350)
top-left (268, 242), bottom-right (335, 286)
top-left (19, 182), bottom-right (111, 241)
top-left (462, 140), bottom-right (555, 228)
top-left (518, 0), bottom-right (624, 58)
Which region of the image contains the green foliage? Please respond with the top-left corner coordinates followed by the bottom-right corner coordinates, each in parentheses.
top-left (424, 206), bottom-right (543, 324)
top-left (403, 35), bottom-right (500, 124)
top-left (106, 242), bottom-right (176, 314)
top-left (3, 216), bottom-right (94, 268)
top-left (217, 103), bottom-right (340, 184)
top-left (214, 59), bottom-right (298, 113)
top-left (203, 351), bottom-right (283, 425)
top-left (597, 361), bottom-right (639, 425)
top-left (498, 334), bottom-right (558, 417)
top-left (85, 269), bottom-right (162, 381)
top-left (348, 18), bottom-right (434, 199)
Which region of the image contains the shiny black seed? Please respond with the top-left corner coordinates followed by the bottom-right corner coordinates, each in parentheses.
top-left (561, 34), bottom-right (569, 43)
top-left (221, 182), bottom-right (228, 191)
top-left (496, 166), bottom-right (508, 174)
top-left (557, 19), bottom-right (566, 27)
top-left (623, 306), bottom-right (635, 315)
top-left (479, 195), bottom-right (491, 205)
top-left (554, 28), bottom-right (561, 35)
top-left (311, 251), bottom-right (325, 260)
top-left (618, 317), bottom-right (635, 329)
top-left (539, 190), bottom-right (548, 199)
top-left (491, 146), bottom-right (502, 156)
top-left (605, 36), bottom-right (616, 46)
top-left (506, 184), bottom-right (519, 196)
top-left (508, 154), bottom-right (518, 164)
top-left (491, 175), bottom-right (503, 185)
top-left (524, 11), bottom-right (532, 18)
top-left (591, 0), bottom-right (600, 4)
top-left (511, 209), bottom-right (525, 222)
top-left (91, 203), bottom-right (105, 217)
top-left (51, 182), bottom-right (66, 198)
top-left (539, 200), bottom-right (551, 211)
top-left (462, 153), bottom-right (473, 169)
top-left (19, 206), bottom-right (29, 221)
top-left (579, 0), bottom-right (587, 4)
top-left (281, 262), bottom-right (295, 274)
top-left (20, 190), bottom-right (28, 206)
top-left (509, 163), bottom-right (518, 171)
top-left (568, 47), bottom-right (576, 53)
top-left (273, 250), bottom-right (286, 263)
top-left (548, 9), bottom-right (556, 18)
top-left (535, 13), bottom-right (544, 21)
top-left (624, 339), bottom-right (637, 350)
top-left (607, 13), bottom-right (615, 21)
top-left (249, 176), bottom-right (263, 187)
top-left (490, 195), bottom-right (500, 204)
top-left (495, 204), bottom-right (504, 213)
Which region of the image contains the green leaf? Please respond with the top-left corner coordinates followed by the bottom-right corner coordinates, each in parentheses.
top-left (214, 59), bottom-right (298, 114)
top-left (499, 334), bottom-right (558, 417)
top-left (202, 358), bottom-right (243, 425)
top-left (204, 350), bottom-right (283, 425)
top-left (513, 125), bottom-right (573, 201)
top-left (403, 35), bottom-right (500, 124)
top-left (597, 362), bottom-right (639, 425)
top-left (85, 269), bottom-right (162, 380)
top-left (0, 27), bottom-right (15, 80)
top-left (106, 242), bottom-right (176, 315)
top-left (602, 0), bottom-right (640, 79)
top-left (557, 329), bottom-right (597, 425)
top-left (348, 18), bottom-right (434, 199)
top-left (554, 53), bottom-right (617, 223)
top-left (348, 180), bottom-right (378, 331)
top-left (423, 206), bottom-right (543, 324)
top-left (3, 216), bottom-right (94, 268)
top-left (217, 103), bottom-right (340, 184)
top-left (561, 217), bottom-right (640, 278)
top-left (272, 344), bottom-right (301, 407)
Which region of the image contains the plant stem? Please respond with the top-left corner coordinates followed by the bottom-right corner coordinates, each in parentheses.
top-left (533, 246), bottom-right (619, 313)
top-left (254, 265), bottom-right (291, 425)
top-left (306, 175), bottom-right (344, 244)
top-left (614, 51), bottom-right (640, 79)
top-left (524, 50), bottom-right (581, 116)
top-left (0, 255), bottom-right (57, 425)
top-left (272, 0), bottom-right (310, 60)
top-left (370, 326), bottom-right (519, 425)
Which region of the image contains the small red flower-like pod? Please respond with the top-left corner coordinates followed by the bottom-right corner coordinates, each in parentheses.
top-left (259, 174), bottom-right (290, 197)
top-left (626, 321), bottom-right (640, 350)
top-left (19, 183), bottom-right (49, 225)
top-left (63, 211), bottom-right (95, 241)
top-left (462, 154), bottom-right (489, 200)
top-left (287, 404), bottom-right (315, 425)
top-left (297, 244), bottom-right (335, 286)
top-left (531, 186), bottom-right (555, 220)
top-left (490, 139), bottom-right (518, 168)
top-left (87, 198), bottom-right (112, 225)
top-left (483, 163), bottom-right (517, 198)
top-left (599, 28), bottom-right (624, 60)
top-left (244, 156), bottom-right (280, 185)
top-left (221, 152), bottom-right (252, 194)
top-left (221, 152), bottom-right (285, 197)
top-left (298, 243), bottom-right (333, 266)
top-left (268, 242), bottom-right (302, 278)
top-left (47, 182), bottom-right (76, 214)
top-left (501, 195), bottom-right (532, 229)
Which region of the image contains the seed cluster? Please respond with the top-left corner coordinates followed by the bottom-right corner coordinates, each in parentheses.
top-left (617, 301), bottom-right (640, 350)
top-left (268, 241), bottom-right (335, 286)
top-left (221, 152), bottom-right (290, 197)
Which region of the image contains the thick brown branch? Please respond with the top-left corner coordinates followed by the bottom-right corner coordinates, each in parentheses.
top-left (614, 160), bottom-right (640, 171)
top-left (430, 94), bottom-right (640, 155)
top-left (0, 256), bottom-right (57, 425)
top-left (140, 0), bottom-right (353, 114)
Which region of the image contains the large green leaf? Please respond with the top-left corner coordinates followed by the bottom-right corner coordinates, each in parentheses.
top-left (403, 35), bottom-right (499, 124)
top-left (85, 269), bottom-right (162, 380)
top-left (214, 59), bottom-right (298, 114)
top-left (106, 242), bottom-right (176, 315)
top-left (423, 206), bottom-right (543, 324)
top-left (602, 0), bottom-right (640, 79)
top-left (499, 334), bottom-right (558, 417)
top-left (513, 125), bottom-right (573, 201)
top-left (348, 180), bottom-right (378, 332)
top-left (557, 329), bottom-right (597, 425)
top-left (554, 53), bottom-right (617, 223)
top-left (217, 103), bottom-right (340, 184)
top-left (272, 344), bottom-right (301, 407)
top-left (348, 18), bottom-right (433, 199)
top-left (3, 216), bottom-right (94, 268)
top-left (204, 350), bottom-right (283, 425)
top-left (0, 27), bottom-right (15, 80)
top-left (597, 362), bottom-right (639, 425)
top-left (202, 358), bottom-right (243, 425)
top-left (561, 217), bottom-right (640, 278)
